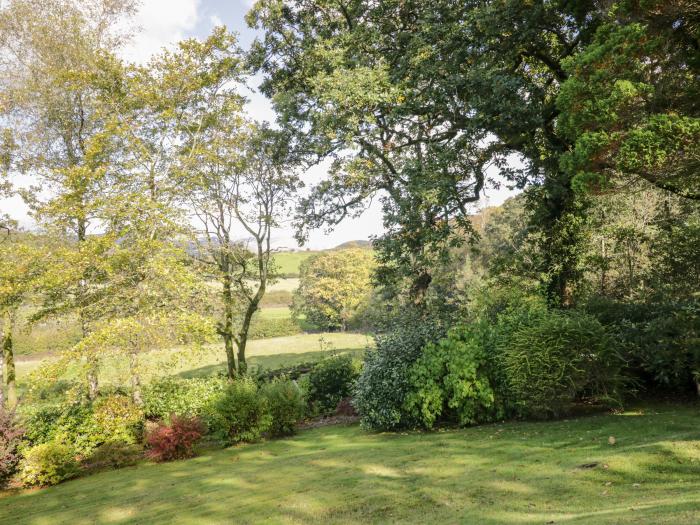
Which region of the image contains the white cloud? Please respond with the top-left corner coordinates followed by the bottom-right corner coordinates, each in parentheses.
top-left (121, 0), bottom-right (201, 64)
top-left (210, 14), bottom-right (223, 27)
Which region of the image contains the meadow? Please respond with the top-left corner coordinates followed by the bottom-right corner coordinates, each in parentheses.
top-left (2, 404), bottom-right (698, 524)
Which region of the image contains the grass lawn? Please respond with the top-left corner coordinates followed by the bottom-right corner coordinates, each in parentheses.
top-left (1, 403), bottom-right (699, 524)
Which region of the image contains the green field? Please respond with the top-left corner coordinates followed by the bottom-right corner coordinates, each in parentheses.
top-left (16, 332), bottom-right (373, 386)
top-left (272, 251), bottom-right (318, 277)
top-left (2, 404), bottom-right (699, 524)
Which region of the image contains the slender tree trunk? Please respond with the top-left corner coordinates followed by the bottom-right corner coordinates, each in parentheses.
top-left (80, 312), bottom-right (99, 400)
top-left (236, 304), bottom-right (257, 376)
top-left (0, 321), bottom-right (4, 408)
top-left (3, 311), bottom-right (16, 408)
top-left (129, 349), bottom-right (143, 406)
top-left (77, 218), bottom-right (99, 399)
top-left (220, 271), bottom-right (237, 380)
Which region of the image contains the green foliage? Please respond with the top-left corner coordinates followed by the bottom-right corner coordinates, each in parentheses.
top-left (143, 377), bottom-right (227, 431)
top-left (260, 378), bottom-right (306, 437)
top-left (292, 249), bottom-right (375, 331)
top-left (558, 4), bottom-right (700, 200)
top-left (212, 378), bottom-right (272, 444)
top-left (21, 394), bottom-right (144, 455)
top-left (91, 395), bottom-right (143, 445)
top-left (307, 355), bottom-right (362, 415)
top-left (248, 315), bottom-right (301, 339)
top-left (406, 322), bottom-right (502, 428)
top-left (19, 441), bottom-right (79, 487)
top-left (354, 316), bottom-right (445, 430)
top-left (499, 310), bottom-right (623, 418)
top-left (585, 298), bottom-right (700, 393)
top-left (82, 440), bottom-right (142, 472)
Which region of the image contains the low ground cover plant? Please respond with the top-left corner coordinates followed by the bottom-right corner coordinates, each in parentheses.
top-left (82, 440), bottom-right (143, 472)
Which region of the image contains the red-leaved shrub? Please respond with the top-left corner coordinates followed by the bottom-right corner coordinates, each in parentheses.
top-left (145, 415), bottom-right (204, 462)
top-left (0, 406), bottom-right (25, 487)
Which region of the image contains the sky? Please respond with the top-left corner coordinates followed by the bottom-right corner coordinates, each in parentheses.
top-left (3, 0), bottom-right (519, 249)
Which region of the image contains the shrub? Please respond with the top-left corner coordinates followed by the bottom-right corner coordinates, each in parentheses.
top-left (500, 310), bottom-right (623, 418)
top-left (143, 377), bottom-right (227, 430)
top-left (585, 298), bottom-right (700, 394)
top-left (22, 394), bottom-right (144, 456)
top-left (405, 322), bottom-right (503, 428)
top-left (248, 316), bottom-right (302, 339)
top-left (19, 441), bottom-right (79, 487)
top-left (261, 378), bottom-right (306, 437)
top-left (145, 415), bottom-right (205, 462)
top-left (21, 403), bottom-right (64, 446)
top-left (0, 406), bottom-right (25, 487)
top-left (212, 378), bottom-right (272, 444)
top-left (92, 395), bottom-right (144, 445)
top-left (307, 354), bottom-right (362, 415)
top-left (82, 440), bottom-right (142, 472)
top-left (354, 318), bottom-right (445, 430)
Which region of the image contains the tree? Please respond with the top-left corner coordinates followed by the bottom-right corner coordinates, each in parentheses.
top-left (292, 248), bottom-right (375, 331)
top-left (558, 1), bottom-right (700, 201)
top-left (248, 0), bottom-right (603, 306)
top-left (0, 0), bottom-right (136, 398)
top-left (188, 125), bottom-right (300, 377)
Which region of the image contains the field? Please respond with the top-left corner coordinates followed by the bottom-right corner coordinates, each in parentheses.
top-left (272, 251), bottom-right (319, 277)
top-left (2, 404), bottom-right (699, 524)
top-left (16, 332), bottom-right (373, 386)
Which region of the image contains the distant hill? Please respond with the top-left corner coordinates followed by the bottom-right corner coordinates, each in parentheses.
top-left (333, 240), bottom-right (373, 250)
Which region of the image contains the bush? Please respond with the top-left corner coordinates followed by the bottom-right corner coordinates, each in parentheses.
top-left (82, 440), bottom-right (142, 472)
top-left (21, 403), bottom-right (66, 446)
top-left (145, 415), bottom-right (205, 462)
top-left (585, 298), bottom-right (700, 394)
top-left (212, 378), bottom-right (272, 444)
top-left (92, 395), bottom-right (143, 445)
top-left (500, 310), bottom-right (623, 418)
top-left (143, 377), bottom-right (227, 430)
top-left (0, 406), bottom-right (25, 488)
top-left (354, 318), bottom-right (445, 430)
top-left (261, 378), bottom-right (306, 437)
top-left (19, 441), bottom-right (79, 487)
top-left (307, 354), bottom-right (362, 415)
top-left (248, 316), bottom-right (302, 339)
top-left (405, 322), bottom-right (503, 428)
top-left (21, 394), bottom-right (144, 456)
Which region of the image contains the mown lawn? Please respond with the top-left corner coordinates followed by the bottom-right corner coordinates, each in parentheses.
top-left (2, 404), bottom-right (699, 524)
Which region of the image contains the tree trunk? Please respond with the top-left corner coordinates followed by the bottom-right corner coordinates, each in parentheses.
top-left (236, 299), bottom-right (261, 377)
top-left (221, 272), bottom-right (237, 380)
top-left (129, 350), bottom-right (143, 406)
top-left (3, 311), bottom-right (16, 408)
top-left (87, 356), bottom-right (99, 400)
top-left (0, 323), bottom-right (4, 408)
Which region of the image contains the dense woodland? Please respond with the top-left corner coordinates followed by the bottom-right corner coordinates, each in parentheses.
top-left (0, 0), bottom-right (699, 509)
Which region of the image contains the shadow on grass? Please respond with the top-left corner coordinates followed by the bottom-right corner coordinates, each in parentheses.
top-left (178, 348), bottom-right (365, 379)
top-left (2, 404), bottom-right (699, 524)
